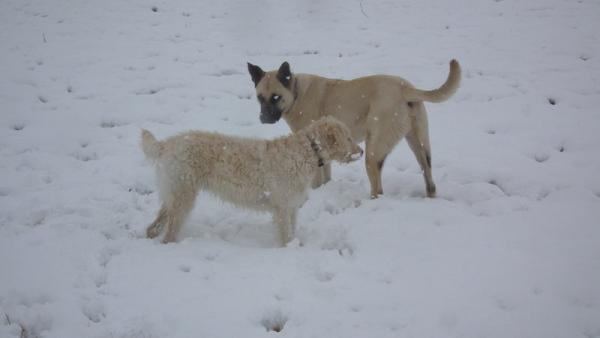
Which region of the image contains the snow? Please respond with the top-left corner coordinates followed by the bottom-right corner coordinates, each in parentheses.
top-left (1, 0), bottom-right (599, 337)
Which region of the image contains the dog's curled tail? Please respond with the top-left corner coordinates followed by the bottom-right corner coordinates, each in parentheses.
top-left (404, 59), bottom-right (461, 103)
top-left (141, 129), bottom-right (162, 160)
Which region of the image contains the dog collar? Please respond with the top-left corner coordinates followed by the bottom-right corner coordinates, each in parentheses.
top-left (308, 136), bottom-right (325, 167)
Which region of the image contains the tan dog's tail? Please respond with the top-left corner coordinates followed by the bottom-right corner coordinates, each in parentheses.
top-left (141, 129), bottom-right (162, 160)
top-left (404, 59), bottom-right (461, 103)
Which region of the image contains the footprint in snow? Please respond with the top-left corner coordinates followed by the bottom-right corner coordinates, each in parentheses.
top-left (97, 245), bottom-right (122, 268)
top-left (71, 151), bottom-right (97, 162)
top-left (210, 69), bottom-right (242, 77)
top-left (81, 299), bottom-right (106, 324)
top-left (204, 252), bottom-right (219, 261)
top-left (11, 123), bottom-right (25, 131)
top-left (94, 272), bottom-right (107, 288)
top-left (260, 309), bottom-right (288, 333)
top-left (495, 298), bottom-right (516, 311)
top-left (128, 183), bottom-right (153, 196)
top-left (0, 187), bottom-right (11, 197)
top-left (536, 188), bottom-right (551, 201)
top-left (487, 179), bottom-right (509, 196)
top-left (532, 153), bottom-right (550, 163)
top-left (134, 87), bottom-right (162, 96)
top-left (100, 120), bottom-right (128, 128)
top-left (178, 265), bottom-right (191, 273)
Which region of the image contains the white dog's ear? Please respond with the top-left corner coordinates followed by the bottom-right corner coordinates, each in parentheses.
top-left (322, 124), bottom-right (339, 147)
top-left (248, 62), bottom-right (265, 87)
top-left (277, 61), bottom-right (292, 88)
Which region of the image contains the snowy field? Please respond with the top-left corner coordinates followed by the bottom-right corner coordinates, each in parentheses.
top-left (1, 0), bottom-right (599, 337)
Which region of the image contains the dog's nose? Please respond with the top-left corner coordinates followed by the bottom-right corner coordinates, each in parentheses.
top-left (349, 146), bottom-right (364, 161)
top-left (260, 114), bottom-right (275, 124)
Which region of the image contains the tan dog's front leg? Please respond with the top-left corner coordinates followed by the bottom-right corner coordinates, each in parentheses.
top-left (311, 164), bottom-right (331, 189)
top-left (365, 152), bottom-right (383, 199)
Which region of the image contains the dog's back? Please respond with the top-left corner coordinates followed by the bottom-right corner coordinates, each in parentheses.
top-left (140, 129), bottom-right (311, 212)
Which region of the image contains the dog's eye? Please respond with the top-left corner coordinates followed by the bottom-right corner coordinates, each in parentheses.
top-left (271, 95), bottom-right (280, 103)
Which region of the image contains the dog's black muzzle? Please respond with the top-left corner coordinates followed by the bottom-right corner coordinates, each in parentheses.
top-left (260, 105), bottom-right (282, 124)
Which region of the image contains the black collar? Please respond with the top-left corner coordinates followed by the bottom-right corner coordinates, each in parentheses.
top-left (307, 136), bottom-right (325, 167)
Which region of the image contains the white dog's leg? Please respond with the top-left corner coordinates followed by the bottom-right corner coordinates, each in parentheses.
top-left (290, 209), bottom-right (298, 235)
top-left (273, 209), bottom-right (293, 247)
top-left (161, 191), bottom-right (197, 244)
top-left (147, 203), bottom-right (167, 238)
top-left (289, 209), bottom-right (302, 246)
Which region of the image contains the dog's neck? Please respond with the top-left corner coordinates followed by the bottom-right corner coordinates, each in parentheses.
top-left (292, 77), bottom-right (299, 102)
top-left (283, 77), bottom-right (300, 118)
top-left (282, 75), bottom-right (330, 132)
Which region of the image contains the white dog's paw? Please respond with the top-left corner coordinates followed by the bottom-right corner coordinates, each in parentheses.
top-left (285, 238), bottom-right (301, 248)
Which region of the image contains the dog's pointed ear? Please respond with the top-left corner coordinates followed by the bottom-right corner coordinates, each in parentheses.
top-left (247, 62), bottom-right (265, 87)
top-left (277, 61), bottom-right (292, 88)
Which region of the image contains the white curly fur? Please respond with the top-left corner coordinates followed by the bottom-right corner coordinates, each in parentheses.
top-left (141, 117), bottom-right (363, 245)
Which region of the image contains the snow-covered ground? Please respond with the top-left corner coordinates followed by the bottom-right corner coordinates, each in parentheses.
top-left (1, 0), bottom-right (599, 337)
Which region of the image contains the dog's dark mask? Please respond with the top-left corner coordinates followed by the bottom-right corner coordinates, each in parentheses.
top-left (258, 94), bottom-right (283, 124)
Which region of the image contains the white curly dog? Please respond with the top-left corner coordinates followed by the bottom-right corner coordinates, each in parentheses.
top-left (141, 117), bottom-right (363, 245)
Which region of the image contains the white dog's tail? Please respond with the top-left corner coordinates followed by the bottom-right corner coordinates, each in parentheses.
top-left (141, 129), bottom-right (162, 160)
top-left (404, 59), bottom-right (461, 103)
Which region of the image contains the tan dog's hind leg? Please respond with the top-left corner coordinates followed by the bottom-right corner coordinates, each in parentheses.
top-left (406, 104), bottom-right (436, 197)
top-left (147, 204), bottom-right (167, 238)
top-left (406, 131), bottom-right (436, 198)
top-left (365, 107), bottom-right (411, 199)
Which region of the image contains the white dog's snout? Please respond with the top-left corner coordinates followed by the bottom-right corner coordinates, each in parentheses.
top-left (347, 146), bottom-right (363, 161)
top-left (350, 150), bottom-right (363, 161)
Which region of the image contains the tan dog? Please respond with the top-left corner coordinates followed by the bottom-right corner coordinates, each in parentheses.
top-left (141, 117), bottom-right (363, 245)
top-left (247, 60), bottom-right (461, 198)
